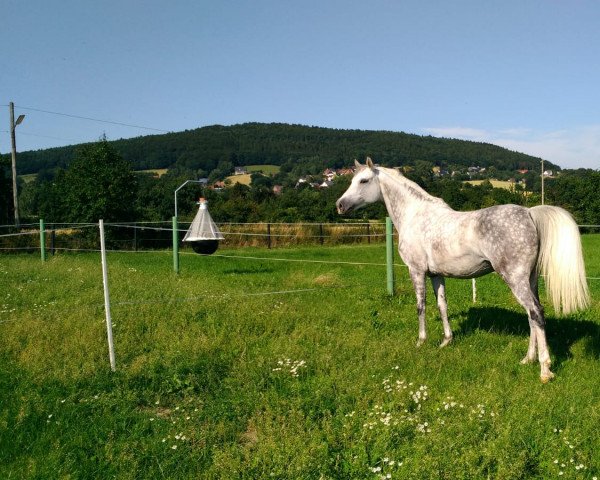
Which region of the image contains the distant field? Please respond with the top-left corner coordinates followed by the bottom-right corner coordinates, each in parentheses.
top-left (137, 168), bottom-right (168, 178)
top-left (19, 173), bottom-right (37, 184)
top-left (19, 170), bottom-right (171, 183)
top-left (227, 165), bottom-right (281, 186)
top-left (246, 164), bottom-right (280, 174)
top-left (464, 179), bottom-right (516, 190)
top-left (1, 236), bottom-right (599, 478)
top-left (226, 173), bottom-right (252, 185)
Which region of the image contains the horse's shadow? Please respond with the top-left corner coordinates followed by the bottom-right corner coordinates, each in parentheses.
top-left (455, 307), bottom-right (600, 368)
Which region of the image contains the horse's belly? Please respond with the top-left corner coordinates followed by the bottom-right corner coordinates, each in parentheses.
top-left (428, 256), bottom-right (493, 279)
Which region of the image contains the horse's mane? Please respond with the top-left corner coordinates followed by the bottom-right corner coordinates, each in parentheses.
top-left (377, 167), bottom-right (448, 206)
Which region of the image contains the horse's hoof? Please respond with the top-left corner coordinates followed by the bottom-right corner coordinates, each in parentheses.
top-left (520, 356), bottom-right (535, 365)
top-left (416, 338), bottom-right (426, 348)
top-left (439, 336), bottom-right (453, 348)
top-left (540, 372), bottom-right (555, 383)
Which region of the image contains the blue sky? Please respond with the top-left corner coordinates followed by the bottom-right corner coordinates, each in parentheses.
top-left (2, 0), bottom-right (599, 169)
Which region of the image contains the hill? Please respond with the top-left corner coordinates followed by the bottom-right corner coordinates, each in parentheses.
top-left (5, 123), bottom-right (557, 176)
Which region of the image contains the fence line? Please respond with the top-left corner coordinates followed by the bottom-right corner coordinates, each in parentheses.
top-left (0, 222), bottom-right (385, 238)
top-left (1, 220), bottom-right (599, 277)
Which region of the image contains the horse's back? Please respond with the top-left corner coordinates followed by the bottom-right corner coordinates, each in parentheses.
top-left (417, 204), bottom-right (539, 278)
top-left (471, 204), bottom-right (539, 273)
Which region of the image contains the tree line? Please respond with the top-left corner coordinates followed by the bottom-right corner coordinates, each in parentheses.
top-left (2, 137), bottom-right (598, 231)
top-left (4, 122), bottom-right (559, 177)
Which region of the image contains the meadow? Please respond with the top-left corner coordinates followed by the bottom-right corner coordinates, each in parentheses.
top-left (1, 236), bottom-right (599, 479)
top-left (463, 180), bottom-right (518, 190)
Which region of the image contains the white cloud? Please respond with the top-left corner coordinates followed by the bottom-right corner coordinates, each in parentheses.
top-left (422, 125), bottom-right (600, 170)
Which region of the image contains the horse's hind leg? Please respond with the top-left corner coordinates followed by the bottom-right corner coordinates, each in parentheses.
top-left (409, 270), bottom-right (427, 347)
top-left (521, 271), bottom-right (540, 365)
top-left (431, 276), bottom-right (453, 347)
top-left (505, 275), bottom-right (553, 382)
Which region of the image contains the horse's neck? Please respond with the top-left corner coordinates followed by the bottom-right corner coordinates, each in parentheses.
top-left (377, 168), bottom-right (450, 227)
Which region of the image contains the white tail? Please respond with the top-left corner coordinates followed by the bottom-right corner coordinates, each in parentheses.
top-left (529, 205), bottom-right (590, 314)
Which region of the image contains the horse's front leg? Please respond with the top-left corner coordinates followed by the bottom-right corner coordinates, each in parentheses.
top-left (431, 276), bottom-right (453, 347)
top-left (409, 270), bottom-right (427, 347)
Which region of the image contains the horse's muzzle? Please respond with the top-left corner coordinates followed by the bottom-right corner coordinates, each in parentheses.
top-left (336, 198), bottom-right (349, 214)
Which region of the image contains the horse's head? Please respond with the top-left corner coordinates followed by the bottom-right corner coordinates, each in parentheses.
top-left (336, 157), bottom-right (382, 214)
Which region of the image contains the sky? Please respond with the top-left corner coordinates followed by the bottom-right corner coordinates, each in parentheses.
top-left (2, 0), bottom-right (599, 170)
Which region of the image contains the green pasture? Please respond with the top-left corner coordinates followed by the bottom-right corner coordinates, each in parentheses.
top-left (246, 164), bottom-right (281, 175)
top-left (1, 236), bottom-right (599, 479)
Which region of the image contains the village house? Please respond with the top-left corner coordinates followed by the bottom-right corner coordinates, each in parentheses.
top-left (210, 181), bottom-right (226, 191)
top-left (322, 168), bottom-right (337, 181)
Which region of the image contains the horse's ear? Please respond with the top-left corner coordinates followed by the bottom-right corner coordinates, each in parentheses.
top-left (366, 157), bottom-right (374, 170)
top-left (354, 159), bottom-right (362, 169)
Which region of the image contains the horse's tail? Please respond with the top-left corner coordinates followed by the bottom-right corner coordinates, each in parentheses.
top-left (529, 205), bottom-right (589, 315)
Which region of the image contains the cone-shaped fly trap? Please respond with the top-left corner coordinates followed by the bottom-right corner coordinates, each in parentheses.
top-left (183, 198), bottom-right (224, 254)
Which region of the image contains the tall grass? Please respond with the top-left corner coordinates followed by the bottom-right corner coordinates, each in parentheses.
top-left (0, 236), bottom-right (599, 479)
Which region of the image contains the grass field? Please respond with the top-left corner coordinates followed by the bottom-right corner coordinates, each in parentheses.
top-left (246, 165), bottom-right (280, 175)
top-left (137, 168), bottom-right (169, 178)
top-left (226, 165), bottom-right (281, 186)
top-left (226, 173), bottom-right (252, 186)
top-left (464, 179), bottom-right (518, 190)
top-left (1, 236), bottom-right (599, 479)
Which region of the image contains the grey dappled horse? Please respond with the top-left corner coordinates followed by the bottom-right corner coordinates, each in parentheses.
top-left (336, 158), bottom-right (590, 382)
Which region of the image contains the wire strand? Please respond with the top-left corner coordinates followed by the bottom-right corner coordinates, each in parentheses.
top-left (14, 105), bottom-right (169, 133)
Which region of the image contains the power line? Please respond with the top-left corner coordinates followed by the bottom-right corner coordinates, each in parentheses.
top-left (6, 130), bottom-right (79, 143)
top-left (14, 105), bottom-right (169, 133)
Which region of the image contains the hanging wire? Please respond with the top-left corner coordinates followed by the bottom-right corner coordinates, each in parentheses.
top-left (14, 105), bottom-right (169, 133)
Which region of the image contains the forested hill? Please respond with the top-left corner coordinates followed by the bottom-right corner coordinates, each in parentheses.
top-left (10, 122), bottom-right (556, 175)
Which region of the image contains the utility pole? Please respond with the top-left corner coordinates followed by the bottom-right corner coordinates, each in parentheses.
top-left (540, 159), bottom-right (545, 205)
top-left (9, 102), bottom-right (25, 228)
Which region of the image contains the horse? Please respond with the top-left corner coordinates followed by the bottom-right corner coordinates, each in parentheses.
top-left (336, 158), bottom-right (589, 382)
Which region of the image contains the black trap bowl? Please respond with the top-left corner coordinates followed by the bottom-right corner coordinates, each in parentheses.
top-left (190, 240), bottom-right (220, 255)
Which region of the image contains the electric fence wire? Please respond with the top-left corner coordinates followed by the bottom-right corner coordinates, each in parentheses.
top-left (0, 223), bottom-right (599, 279)
top-left (0, 283), bottom-right (354, 325)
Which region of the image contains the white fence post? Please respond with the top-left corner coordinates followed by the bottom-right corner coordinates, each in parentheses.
top-left (99, 219), bottom-right (116, 371)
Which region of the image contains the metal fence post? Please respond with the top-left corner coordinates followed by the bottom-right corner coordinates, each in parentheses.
top-left (173, 216), bottom-right (179, 274)
top-left (386, 217), bottom-right (395, 296)
top-left (39, 219), bottom-right (46, 262)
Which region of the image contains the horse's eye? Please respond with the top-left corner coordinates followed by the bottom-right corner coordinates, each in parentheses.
top-left (359, 178), bottom-right (369, 184)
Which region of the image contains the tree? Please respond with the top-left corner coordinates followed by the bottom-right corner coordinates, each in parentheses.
top-left (546, 170), bottom-right (600, 228)
top-left (40, 139), bottom-right (137, 222)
